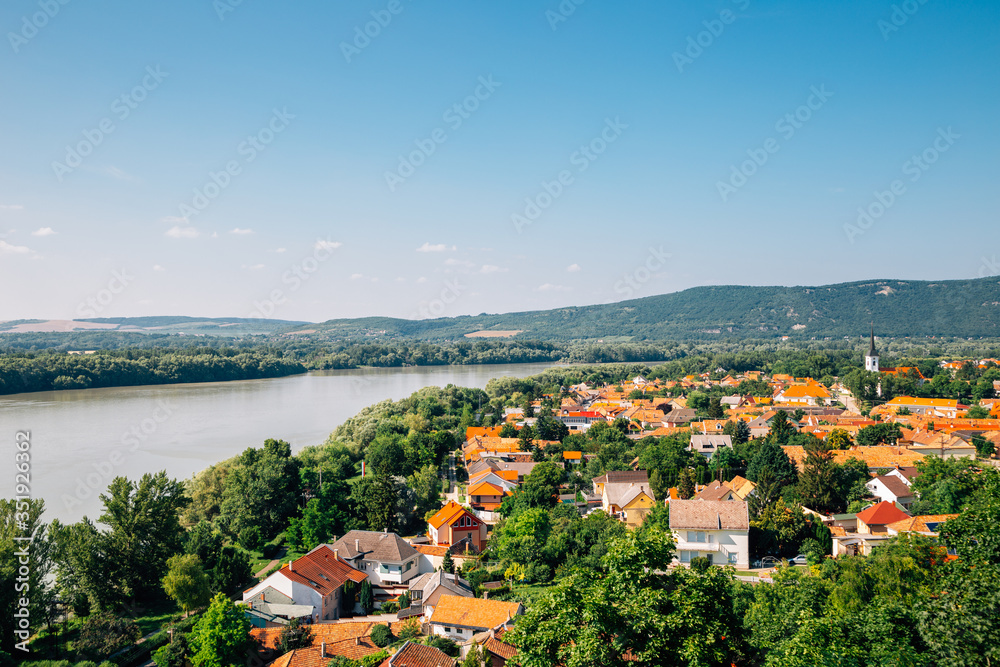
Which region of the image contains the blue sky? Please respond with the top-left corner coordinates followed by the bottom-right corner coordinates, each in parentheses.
top-left (1, 0), bottom-right (997, 322)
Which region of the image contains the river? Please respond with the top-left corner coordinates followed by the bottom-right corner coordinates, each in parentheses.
top-left (0, 362), bottom-right (568, 524)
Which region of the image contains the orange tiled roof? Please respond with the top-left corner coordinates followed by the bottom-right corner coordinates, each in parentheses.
top-left (377, 642), bottom-right (456, 667)
top-left (468, 481), bottom-right (506, 496)
top-left (414, 544), bottom-right (450, 557)
top-left (265, 545), bottom-right (366, 599)
top-left (429, 595), bottom-right (521, 630)
top-left (887, 514), bottom-right (959, 534)
top-left (782, 445), bottom-right (925, 470)
top-left (857, 501), bottom-right (911, 526)
top-left (427, 501), bottom-right (473, 530)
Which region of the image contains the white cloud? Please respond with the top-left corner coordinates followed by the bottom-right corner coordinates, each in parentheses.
top-left (566, 263), bottom-right (582, 273)
top-left (536, 283), bottom-right (571, 292)
top-left (275, 247), bottom-right (287, 253)
top-left (416, 242), bottom-right (456, 253)
top-left (417, 276), bottom-right (428, 284)
top-left (31, 227), bottom-right (56, 237)
top-left (350, 273), bottom-right (364, 281)
top-left (165, 226), bottom-right (200, 239)
top-left (315, 239), bottom-right (343, 252)
top-left (229, 228), bottom-right (254, 235)
top-left (395, 277), bottom-right (406, 283)
top-left (480, 264), bottom-right (507, 274)
top-left (0, 205), bottom-right (24, 210)
top-left (444, 258), bottom-right (475, 268)
top-left (0, 240), bottom-right (32, 255)
top-left (153, 264), bottom-right (166, 272)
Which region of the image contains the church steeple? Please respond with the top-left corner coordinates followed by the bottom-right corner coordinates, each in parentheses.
top-left (865, 323), bottom-right (880, 372)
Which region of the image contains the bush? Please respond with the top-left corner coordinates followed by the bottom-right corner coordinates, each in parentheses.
top-left (75, 614), bottom-right (141, 660)
top-left (399, 618), bottom-right (421, 640)
top-left (238, 526), bottom-right (263, 551)
top-left (360, 650), bottom-right (389, 667)
top-left (380, 601), bottom-right (399, 614)
top-left (370, 624), bottom-right (394, 647)
top-left (426, 636), bottom-right (459, 657)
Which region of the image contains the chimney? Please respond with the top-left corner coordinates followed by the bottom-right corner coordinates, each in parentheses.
top-left (356, 636), bottom-right (361, 645)
top-left (334, 549), bottom-right (339, 560)
top-left (321, 642), bottom-right (327, 658)
top-left (356, 539), bottom-right (360, 553)
top-left (289, 560), bottom-right (293, 571)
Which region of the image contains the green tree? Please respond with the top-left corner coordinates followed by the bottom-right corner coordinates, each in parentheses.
top-left (796, 441), bottom-right (838, 514)
top-left (826, 429), bottom-right (853, 450)
top-left (747, 441), bottom-right (797, 487)
top-left (767, 411), bottom-right (795, 446)
top-left (370, 623), bottom-right (394, 647)
top-left (219, 439), bottom-right (300, 541)
top-left (518, 461), bottom-right (564, 509)
top-left (441, 549), bottom-right (455, 574)
top-left (733, 419), bottom-right (751, 445)
top-left (161, 554), bottom-right (211, 616)
top-left (938, 471), bottom-right (1000, 564)
top-left (75, 612), bottom-right (141, 660)
top-left (352, 470), bottom-right (399, 532)
top-left (358, 579), bottom-right (375, 614)
top-left (188, 593), bottom-right (250, 667)
top-left (917, 561), bottom-right (1000, 667)
top-left (99, 471), bottom-right (189, 605)
top-left (678, 467), bottom-right (696, 499)
top-left (278, 618), bottom-right (314, 654)
top-left (212, 545), bottom-right (253, 595)
top-left (0, 498), bottom-right (55, 644)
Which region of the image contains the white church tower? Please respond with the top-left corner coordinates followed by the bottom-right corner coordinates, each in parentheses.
top-left (865, 324), bottom-right (880, 372)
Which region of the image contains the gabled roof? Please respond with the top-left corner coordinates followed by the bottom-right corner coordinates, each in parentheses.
top-left (618, 484), bottom-right (655, 508)
top-left (869, 475), bottom-right (914, 499)
top-left (330, 531), bottom-right (418, 563)
top-left (427, 501), bottom-right (477, 530)
top-left (380, 641), bottom-right (456, 667)
top-left (408, 570), bottom-right (473, 599)
top-left (262, 545), bottom-right (366, 598)
top-left (694, 480), bottom-right (734, 502)
top-left (856, 501), bottom-right (911, 526)
top-left (483, 628), bottom-right (518, 660)
top-left (669, 499), bottom-right (749, 531)
top-left (468, 481), bottom-right (506, 496)
top-left (429, 595), bottom-right (522, 630)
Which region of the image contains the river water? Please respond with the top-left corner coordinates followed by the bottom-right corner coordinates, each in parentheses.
top-left (0, 362), bottom-right (566, 524)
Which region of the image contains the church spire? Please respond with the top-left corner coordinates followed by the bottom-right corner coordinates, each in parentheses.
top-left (868, 322), bottom-right (877, 356)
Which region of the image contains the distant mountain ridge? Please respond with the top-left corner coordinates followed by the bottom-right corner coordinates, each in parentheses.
top-left (299, 277), bottom-right (1000, 341)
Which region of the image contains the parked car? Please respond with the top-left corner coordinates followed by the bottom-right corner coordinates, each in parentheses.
top-left (758, 556), bottom-right (780, 567)
top-left (788, 555), bottom-right (808, 565)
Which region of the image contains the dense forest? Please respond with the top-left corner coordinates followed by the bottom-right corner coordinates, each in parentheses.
top-left (0, 348), bottom-right (305, 394)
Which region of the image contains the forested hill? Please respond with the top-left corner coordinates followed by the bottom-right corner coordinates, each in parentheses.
top-left (298, 277), bottom-right (1000, 341)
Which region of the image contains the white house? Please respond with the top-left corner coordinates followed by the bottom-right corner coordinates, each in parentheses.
top-left (689, 434), bottom-right (733, 460)
top-left (428, 595), bottom-right (522, 643)
top-left (242, 544), bottom-right (366, 623)
top-left (329, 530), bottom-right (421, 601)
top-left (866, 474), bottom-right (916, 509)
top-left (669, 499), bottom-right (750, 568)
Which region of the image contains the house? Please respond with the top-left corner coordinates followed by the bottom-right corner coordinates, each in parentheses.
top-left (690, 420), bottom-right (728, 435)
top-left (556, 410), bottom-right (603, 432)
top-left (468, 480), bottom-right (511, 511)
top-left (481, 627), bottom-right (518, 667)
top-left (694, 480), bottom-right (736, 502)
top-left (661, 408), bottom-right (697, 428)
top-left (329, 531), bottom-right (421, 600)
top-left (601, 483), bottom-right (656, 527)
top-left (413, 544), bottom-right (450, 573)
top-left (428, 595), bottom-right (523, 642)
top-left (669, 499), bottom-right (750, 567)
top-left (856, 501), bottom-right (911, 535)
top-left (407, 570), bottom-right (473, 620)
top-left (689, 434), bottom-right (733, 460)
top-left (726, 475), bottom-right (756, 501)
top-left (592, 470), bottom-right (648, 496)
top-left (884, 397), bottom-right (966, 419)
top-left (378, 642), bottom-right (456, 667)
top-left (747, 411), bottom-right (798, 439)
top-left (252, 621), bottom-right (406, 666)
top-left (905, 430), bottom-right (977, 460)
top-left (883, 466), bottom-right (921, 485)
top-left (773, 384), bottom-right (834, 406)
top-left (866, 474), bottom-right (916, 509)
top-left (427, 501), bottom-right (488, 552)
top-left (720, 396), bottom-right (742, 410)
top-left (242, 545), bottom-right (367, 624)
top-left (886, 514), bottom-right (959, 537)
top-left (781, 445), bottom-right (925, 472)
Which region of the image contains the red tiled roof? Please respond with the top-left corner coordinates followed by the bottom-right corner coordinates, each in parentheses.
top-left (856, 501), bottom-right (910, 526)
top-left (378, 641), bottom-right (455, 667)
top-left (274, 545), bottom-right (366, 597)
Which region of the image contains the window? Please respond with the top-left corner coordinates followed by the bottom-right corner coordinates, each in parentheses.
top-left (687, 531), bottom-right (706, 543)
top-left (444, 627), bottom-right (452, 633)
top-left (405, 560), bottom-right (413, 571)
top-left (728, 552), bottom-right (738, 564)
top-left (680, 550), bottom-right (692, 563)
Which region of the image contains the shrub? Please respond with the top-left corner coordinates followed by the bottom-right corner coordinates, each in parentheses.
top-left (370, 624), bottom-right (394, 648)
top-left (380, 601), bottom-right (399, 614)
top-left (399, 618), bottom-right (421, 640)
top-left (75, 614), bottom-right (141, 660)
top-left (426, 636), bottom-right (459, 657)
